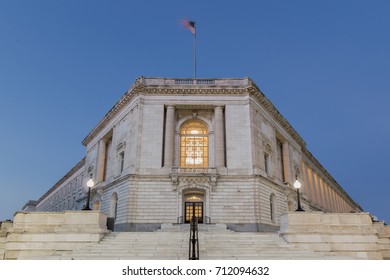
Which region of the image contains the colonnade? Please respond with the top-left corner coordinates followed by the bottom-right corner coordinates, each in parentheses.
top-left (301, 161), bottom-right (353, 213)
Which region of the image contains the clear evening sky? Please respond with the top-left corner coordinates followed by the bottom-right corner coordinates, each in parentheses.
top-left (1, 1), bottom-right (389, 223)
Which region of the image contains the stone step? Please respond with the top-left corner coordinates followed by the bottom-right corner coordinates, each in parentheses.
top-left (158, 223), bottom-right (231, 232)
top-left (52, 230), bottom-right (333, 260)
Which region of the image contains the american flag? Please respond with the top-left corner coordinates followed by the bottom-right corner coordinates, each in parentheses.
top-left (181, 19), bottom-right (196, 35)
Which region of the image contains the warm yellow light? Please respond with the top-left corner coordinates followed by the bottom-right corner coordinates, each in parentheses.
top-left (187, 196), bottom-right (202, 201)
top-left (180, 120), bottom-right (208, 168)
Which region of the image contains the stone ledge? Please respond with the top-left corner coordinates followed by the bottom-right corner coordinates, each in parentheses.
top-left (279, 212), bottom-right (384, 260)
top-left (3, 211), bottom-right (109, 260)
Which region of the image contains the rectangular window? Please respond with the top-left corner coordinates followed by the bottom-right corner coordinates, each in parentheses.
top-left (103, 137), bottom-right (112, 181)
top-left (277, 139), bottom-right (285, 182)
top-left (119, 151), bottom-right (125, 173)
top-left (264, 153), bottom-right (269, 175)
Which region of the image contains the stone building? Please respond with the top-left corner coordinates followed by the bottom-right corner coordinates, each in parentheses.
top-left (24, 77), bottom-right (362, 232)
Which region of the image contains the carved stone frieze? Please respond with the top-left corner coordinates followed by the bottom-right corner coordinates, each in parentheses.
top-left (169, 173), bottom-right (218, 192)
top-left (176, 109), bottom-right (213, 123)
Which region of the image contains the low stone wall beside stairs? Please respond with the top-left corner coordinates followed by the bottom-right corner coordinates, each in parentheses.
top-left (2, 211), bottom-right (389, 260)
top-left (0, 220), bottom-right (13, 260)
top-left (372, 221), bottom-right (390, 260)
top-left (279, 212), bottom-right (385, 259)
top-left (3, 211), bottom-right (109, 259)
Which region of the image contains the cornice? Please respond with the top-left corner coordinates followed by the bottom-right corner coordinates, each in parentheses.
top-left (82, 76), bottom-right (307, 148)
top-left (81, 77), bottom-right (250, 146)
top-left (142, 87), bottom-right (248, 96)
top-left (247, 85), bottom-right (306, 148)
top-left (301, 149), bottom-right (363, 211)
top-left (82, 79), bottom-right (145, 146)
top-left (36, 157), bottom-right (86, 204)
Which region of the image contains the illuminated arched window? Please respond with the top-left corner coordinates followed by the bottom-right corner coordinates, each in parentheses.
top-left (180, 120), bottom-right (209, 167)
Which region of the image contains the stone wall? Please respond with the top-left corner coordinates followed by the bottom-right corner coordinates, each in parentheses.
top-left (373, 221), bottom-right (390, 260)
top-left (2, 211), bottom-right (109, 260)
top-left (279, 212), bottom-right (385, 259)
top-left (0, 221), bottom-right (13, 260)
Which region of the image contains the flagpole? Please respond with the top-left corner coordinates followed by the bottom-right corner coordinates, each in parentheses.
top-left (194, 31), bottom-right (196, 79)
top-left (181, 19), bottom-right (196, 79)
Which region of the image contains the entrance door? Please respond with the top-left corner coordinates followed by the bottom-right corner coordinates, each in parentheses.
top-left (185, 202), bottom-right (203, 224)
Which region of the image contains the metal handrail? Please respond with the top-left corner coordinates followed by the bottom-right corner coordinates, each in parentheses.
top-left (189, 216), bottom-right (199, 260)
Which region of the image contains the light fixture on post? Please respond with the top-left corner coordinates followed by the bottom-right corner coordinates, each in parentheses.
top-left (83, 178), bottom-right (94, 211)
top-left (293, 178), bottom-right (304, 212)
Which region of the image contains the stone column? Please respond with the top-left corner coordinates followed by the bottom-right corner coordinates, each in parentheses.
top-left (331, 189), bottom-right (338, 212)
top-left (312, 173), bottom-right (319, 207)
top-left (335, 194), bottom-right (342, 212)
top-left (301, 162), bottom-right (312, 201)
top-left (318, 178), bottom-right (327, 211)
top-left (324, 183), bottom-right (332, 212)
top-left (164, 105), bottom-right (175, 168)
top-left (341, 199), bottom-right (346, 212)
top-left (333, 192), bottom-right (339, 212)
top-left (317, 176), bottom-right (323, 209)
top-left (214, 106), bottom-right (225, 168)
top-left (97, 139), bottom-right (107, 182)
top-left (282, 142), bottom-right (292, 184)
top-left (324, 182), bottom-right (331, 211)
top-left (306, 167), bottom-right (315, 204)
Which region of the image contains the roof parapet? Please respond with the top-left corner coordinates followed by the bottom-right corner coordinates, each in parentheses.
top-left (137, 77), bottom-right (252, 87)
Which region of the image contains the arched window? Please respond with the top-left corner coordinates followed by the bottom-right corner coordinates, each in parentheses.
top-left (180, 120), bottom-right (209, 167)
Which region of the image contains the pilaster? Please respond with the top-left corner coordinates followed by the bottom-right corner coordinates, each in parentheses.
top-left (214, 106), bottom-right (225, 169)
top-left (282, 142), bottom-right (292, 184)
top-left (97, 139), bottom-right (107, 182)
top-left (164, 105), bottom-right (175, 168)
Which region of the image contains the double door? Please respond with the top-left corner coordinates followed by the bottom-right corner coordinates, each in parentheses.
top-left (185, 202), bottom-right (203, 224)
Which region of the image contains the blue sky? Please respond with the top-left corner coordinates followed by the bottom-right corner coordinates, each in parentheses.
top-left (0, 1), bottom-right (389, 223)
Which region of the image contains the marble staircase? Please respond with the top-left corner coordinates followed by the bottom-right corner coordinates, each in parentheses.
top-left (49, 224), bottom-right (349, 260)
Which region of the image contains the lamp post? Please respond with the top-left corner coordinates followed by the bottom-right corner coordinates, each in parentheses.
top-left (293, 179), bottom-right (304, 212)
top-left (82, 178), bottom-right (94, 211)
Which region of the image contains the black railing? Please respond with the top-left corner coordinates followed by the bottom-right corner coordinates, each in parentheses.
top-left (188, 215), bottom-right (199, 260)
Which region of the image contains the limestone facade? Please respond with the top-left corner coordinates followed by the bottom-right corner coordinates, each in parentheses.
top-left (23, 77), bottom-right (362, 232)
